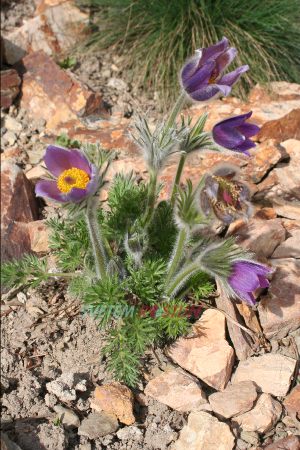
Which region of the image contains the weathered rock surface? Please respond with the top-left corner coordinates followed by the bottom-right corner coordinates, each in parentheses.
top-left (0, 433), bottom-right (23, 450)
top-left (272, 229), bottom-right (300, 258)
top-left (233, 393), bottom-right (282, 433)
top-left (78, 411), bottom-right (119, 439)
top-left (46, 372), bottom-right (87, 403)
top-left (283, 385), bottom-right (300, 419)
top-left (144, 368), bottom-right (207, 412)
top-left (245, 140), bottom-right (286, 183)
top-left (26, 220), bottom-right (49, 253)
top-left (233, 218), bottom-right (286, 258)
top-left (53, 404), bottom-right (80, 428)
top-left (172, 411), bottom-right (235, 450)
top-left (3, 0), bottom-right (88, 63)
top-left (263, 435), bottom-right (300, 450)
top-left (20, 51), bottom-right (109, 133)
top-left (90, 382), bottom-right (135, 425)
top-left (232, 353), bottom-right (296, 397)
top-left (167, 309), bottom-right (235, 390)
top-left (256, 139), bottom-right (300, 203)
top-left (258, 259), bottom-right (300, 339)
top-left (209, 381), bottom-right (258, 419)
top-left (0, 69), bottom-right (21, 109)
top-left (1, 161), bottom-right (39, 261)
top-left (258, 109), bottom-right (300, 143)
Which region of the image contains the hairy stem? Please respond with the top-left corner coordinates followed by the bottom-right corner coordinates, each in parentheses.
top-left (166, 260), bottom-right (199, 298)
top-left (142, 170), bottom-right (158, 227)
top-left (85, 207), bottom-right (107, 279)
top-left (170, 153), bottom-right (186, 206)
top-left (163, 91), bottom-right (186, 133)
top-left (165, 228), bottom-right (188, 287)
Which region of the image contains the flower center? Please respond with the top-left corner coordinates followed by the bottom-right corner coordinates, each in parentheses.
top-left (57, 168), bottom-right (90, 193)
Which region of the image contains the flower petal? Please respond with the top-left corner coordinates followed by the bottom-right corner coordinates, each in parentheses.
top-left (213, 125), bottom-right (245, 149)
top-left (181, 54), bottom-right (201, 85)
top-left (67, 187), bottom-right (89, 203)
top-left (229, 262), bottom-right (261, 292)
top-left (85, 164), bottom-right (99, 195)
top-left (188, 84), bottom-right (222, 101)
top-left (258, 274), bottom-right (270, 288)
top-left (199, 37), bottom-right (229, 65)
top-left (214, 112), bottom-right (252, 129)
top-left (237, 123), bottom-right (260, 138)
top-left (234, 289), bottom-right (256, 306)
top-left (182, 60), bottom-right (214, 93)
top-left (218, 65), bottom-right (249, 87)
top-left (44, 146), bottom-right (75, 177)
top-left (215, 47), bottom-right (238, 74)
top-left (69, 149), bottom-right (91, 175)
top-left (235, 139), bottom-right (256, 154)
top-left (35, 180), bottom-right (67, 202)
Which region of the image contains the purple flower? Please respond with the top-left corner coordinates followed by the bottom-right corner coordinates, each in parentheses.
top-left (200, 164), bottom-right (252, 224)
top-left (228, 261), bottom-right (272, 305)
top-left (213, 112), bottom-right (260, 155)
top-left (181, 37), bottom-right (249, 102)
top-left (35, 145), bottom-right (99, 203)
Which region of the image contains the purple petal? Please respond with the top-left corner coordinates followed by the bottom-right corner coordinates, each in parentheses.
top-left (44, 145), bottom-right (91, 177)
top-left (258, 275), bottom-right (270, 288)
top-left (181, 54), bottom-right (201, 84)
top-left (199, 37), bottom-right (229, 65)
top-left (229, 266), bottom-right (260, 293)
top-left (213, 125), bottom-right (245, 149)
top-left (188, 84), bottom-right (223, 101)
top-left (218, 65), bottom-right (249, 87)
top-left (237, 123), bottom-right (260, 138)
top-left (234, 289), bottom-right (256, 306)
top-left (69, 149), bottom-right (91, 175)
top-left (85, 164), bottom-right (99, 196)
top-left (35, 180), bottom-right (67, 203)
top-left (67, 187), bottom-right (89, 203)
top-left (235, 139), bottom-right (256, 153)
top-left (182, 60), bottom-right (214, 93)
top-left (215, 47), bottom-right (237, 74)
top-left (214, 112), bottom-right (252, 129)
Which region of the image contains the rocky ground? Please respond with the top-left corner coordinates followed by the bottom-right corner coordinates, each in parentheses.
top-left (1, 1), bottom-right (300, 450)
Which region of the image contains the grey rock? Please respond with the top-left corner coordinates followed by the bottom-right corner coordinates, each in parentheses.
top-left (53, 405), bottom-right (80, 428)
top-left (78, 412), bottom-right (119, 439)
top-left (240, 431), bottom-right (259, 445)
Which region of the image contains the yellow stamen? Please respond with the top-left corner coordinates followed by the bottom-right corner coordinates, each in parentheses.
top-left (57, 168), bottom-right (90, 193)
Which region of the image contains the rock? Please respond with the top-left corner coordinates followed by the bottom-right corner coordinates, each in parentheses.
top-left (1, 162), bottom-right (39, 261)
top-left (116, 425), bottom-right (143, 441)
top-left (255, 139), bottom-right (300, 203)
top-left (232, 353), bottom-right (296, 397)
top-left (144, 423), bottom-right (177, 450)
top-left (53, 405), bottom-right (80, 428)
top-left (249, 82), bottom-right (300, 103)
top-left (20, 51), bottom-right (109, 133)
top-left (283, 385), bottom-right (300, 419)
top-left (90, 382), bottom-right (135, 425)
top-left (78, 411), bottom-right (119, 439)
top-left (3, 0), bottom-right (88, 62)
top-left (272, 229), bottom-right (300, 258)
top-left (258, 109), bottom-right (300, 143)
top-left (209, 381), bottom-right (258, 419)
top-left (172, 411), bottom-right (235, 450)
top-left (258, 259), bottom-right (300, 339)
top-left (246, 140), bottom-right (286, 183)
top-left (46, 372), bottom-right (87, 403)
top-left (0, 433), bottom-right (23, 450)
top-left (233, 218), bottom-right (286, 258)
top-left (0, 69), bottom-right (21, 109)
top-left (263, 435), bottom-right (300, 450)
top-left (240, 431), bottom-right (260, 446)
top-left (233, 393), bottom-right (282, 433)
top-left (27, 220), bottom-right (49, 253)
top-left (2, 131), bottom-right (17, 147)
top-left (4, 116), bottom-right (22, 133)
top-left (107, 77), bottom-right (129, 91)
top-left (26, 165), bottom-right (47, 181)
top-left (144, 368), bottom-right (207, 412)
top-left (167, 309), bottom-right (235, 391)
top-left (273, 203), bottom-right (300, 220)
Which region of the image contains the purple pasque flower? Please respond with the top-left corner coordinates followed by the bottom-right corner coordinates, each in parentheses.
top-left (35, 145), bottom-right (99, 203)
top-left (200, 164), bottom-right (252, 224)
top-left (213, 111), bottom-right (260, 155)
top-left (181, 37), bottom-right (249, 102)
top-left (228, 260), bottom-right (272, 305)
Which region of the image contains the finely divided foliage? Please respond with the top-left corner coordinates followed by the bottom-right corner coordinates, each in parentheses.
top-left (2, 38), bottom-right (272, 386)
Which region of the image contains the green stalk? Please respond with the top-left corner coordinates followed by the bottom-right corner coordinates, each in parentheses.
top-left (165, 227), bottom-right (188, 286)
top-left (46, 272), bottom-right (76, 278)
top-left (166, 261), bottom-right (199, 298)
top-left (142, 170), bottom-right (158, 227)
top-left (85, 206), bottom-right (107, 279)
top-left (163, 91), bottom-right (186, 133)
top-left (170, 153), bottom-right (186, 207)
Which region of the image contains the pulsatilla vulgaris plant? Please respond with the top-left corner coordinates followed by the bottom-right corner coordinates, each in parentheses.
top-left (2, 38), bottom-right (272, 386)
